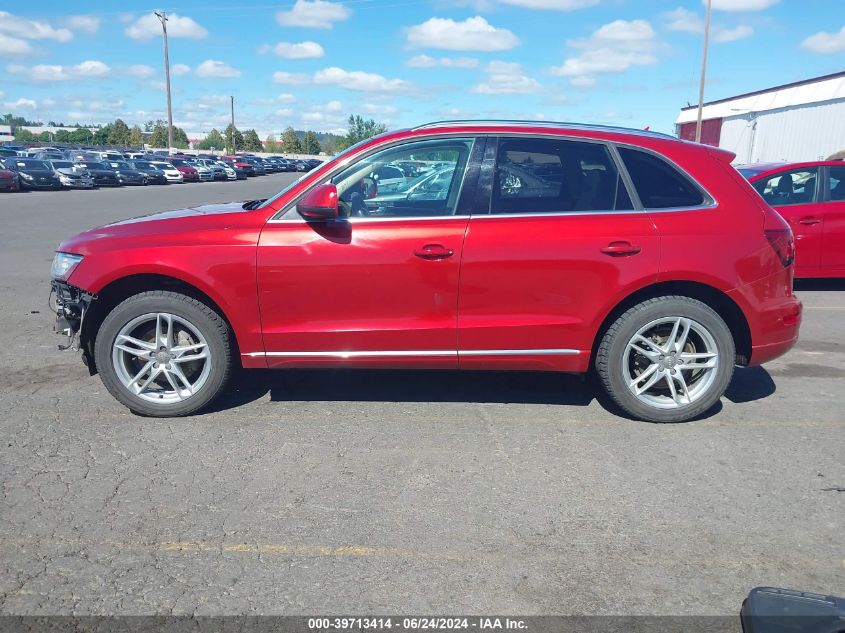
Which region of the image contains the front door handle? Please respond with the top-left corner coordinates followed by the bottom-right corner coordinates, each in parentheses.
top-left (797, 216), bottom-right (821, 226)
top-left (414, 244), bottom-right (454, 260)
top-left (600, 241), bottom-right (641, 256)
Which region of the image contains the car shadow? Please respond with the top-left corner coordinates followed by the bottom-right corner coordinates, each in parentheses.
top-left (203, 365), bottom-right (778, 422)
top-left (794, 278), bottom-right (845, 291)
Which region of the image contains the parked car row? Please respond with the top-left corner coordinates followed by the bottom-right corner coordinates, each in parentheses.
top-left (0, 146), bottom-right (324, 192)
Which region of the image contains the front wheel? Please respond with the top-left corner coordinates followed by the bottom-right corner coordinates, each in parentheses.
top-left (94, 291), bottom-right (232, 417)
top-left (596, 296), bottom-right (735, 423)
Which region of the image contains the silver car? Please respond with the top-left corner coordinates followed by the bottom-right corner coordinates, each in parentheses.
top-left (49, 160), bottom-right (94, 189)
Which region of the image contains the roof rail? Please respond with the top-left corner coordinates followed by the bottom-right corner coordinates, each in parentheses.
top-left (411, 119), bottom-right (676, 140)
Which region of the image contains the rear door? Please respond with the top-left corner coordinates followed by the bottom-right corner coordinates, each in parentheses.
top-left (457, 136), bottom-right (660, 372)
top-left (821, 165), bottom-right (845, 274)
top-left (752, 167), bottom-right (822, 273)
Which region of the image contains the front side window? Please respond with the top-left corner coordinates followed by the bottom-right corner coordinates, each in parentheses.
top-left (491, 138), bottom-right (634, 214)
top-left (327, 138), bottom-right (474, 218)
top-left (753, 169), bottom-right (818, 206)
top-left (618, 147), bottom-right (706, 209)
top-left (828, 166), bottom-right (845, 201)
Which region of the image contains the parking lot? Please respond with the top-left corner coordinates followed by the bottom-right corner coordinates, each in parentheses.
top-left (0, 175), bottom-right (843, 615)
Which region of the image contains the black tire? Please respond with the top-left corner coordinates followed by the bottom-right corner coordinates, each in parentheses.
top-left (94, 291), bottom-right (232, 417)
top-left (596, 296), bottom-right (735, 423)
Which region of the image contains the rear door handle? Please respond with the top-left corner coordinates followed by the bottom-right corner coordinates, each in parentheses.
top-left (797, 216), bottom-right (821, 226)
top-left (414, 244), bottom-right (454, 260)
top-left (600, 241), bottom-right (641, 256)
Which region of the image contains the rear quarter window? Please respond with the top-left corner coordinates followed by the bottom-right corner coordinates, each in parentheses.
top-left (618, 147), bottom-right (706, 209)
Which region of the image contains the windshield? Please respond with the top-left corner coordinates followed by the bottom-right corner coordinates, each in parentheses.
top-left (79, 162), bottom-right (106, 170)
top-left (132, 161), bottom-right (154, 169)
top-left (12, 160), bottom-right (51, 170)
top-left (737, 168), bottom-right (765, 179)
top-left (51, 161), bottom-right (73, 169)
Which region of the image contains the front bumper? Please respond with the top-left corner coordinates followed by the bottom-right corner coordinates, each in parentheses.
top-left (51, 280), bottom-right (93, 357)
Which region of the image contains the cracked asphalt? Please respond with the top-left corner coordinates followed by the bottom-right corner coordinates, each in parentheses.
top-left (0, 175), bottom-right (843, 615)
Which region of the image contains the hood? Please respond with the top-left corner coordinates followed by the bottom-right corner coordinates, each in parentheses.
top-left (56, 168), bottom-right (91, 177)
top-left (58, 201), bottom-right (256, 256)
top-left (19, 168), bottom-right (56, 176)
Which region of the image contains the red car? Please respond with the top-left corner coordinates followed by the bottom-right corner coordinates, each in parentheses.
top-left (164, 157), bottom-right (199, 182)
top-left (739, 161), bottom-right (845, 278)
top-left (221, 156), bottom-right (255, 176)
top-left (0, 166), bottom-right (19, 192)
top-left (50, 121), bottom-right (801, 422)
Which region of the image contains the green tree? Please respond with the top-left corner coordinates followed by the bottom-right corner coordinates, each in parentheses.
top-left (280, 126), bottom-right (302, 154)
top-left (148, 124), bottom-right (168, 148)
top-left (69, 128), bottom-right (93, 144)
top-left (108, 118), bottom-right (130, 145)
top-left (224, 124), bottom-right (244, 154)
top-left (93, 123), bottom-right (113, 145)
top-left (38, 131), bottom-right (52, 142)
top-left (337, 115), bottom-right (387, 151)
top-left (13, 128), bottom-right (36, 142)
top-left (242, 128), bottom-right (263, 152)
top-left (197, 128), bottom-right (225, 151)
top-left (128, 125), bottom-right (145, 147)
top-left (264, 134), bottom-right (280, 153)
top-left (302, 130), bottom-right (321, 155)
top-left (172, 126), bottom-right (189, 149)
top-left (54, 130), bottom-right (72, 143)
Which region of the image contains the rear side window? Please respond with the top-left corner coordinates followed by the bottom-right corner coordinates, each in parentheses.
top-left (752, 169), bottom-right (818, 206)
top-left (491, 138), bottom-right (634, 214)
top-left (618, 147), bottom-right (705, 209)
top-left (828, 166), bottom-right (845, 201)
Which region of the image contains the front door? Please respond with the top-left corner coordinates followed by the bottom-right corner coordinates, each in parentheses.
top-left (752, 167), bottom-right (822, 274)
top-left (821, 165), bottom-right (845, 274)
top-left (255, 136), bottom-right (481, 368)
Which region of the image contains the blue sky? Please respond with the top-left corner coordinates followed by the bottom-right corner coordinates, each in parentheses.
top-left (1, 0), bottom-right (843, 138)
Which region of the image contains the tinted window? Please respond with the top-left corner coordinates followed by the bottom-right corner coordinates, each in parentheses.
top-left (753, 169), bottom-right (818, 206)
top-left (491, 138), bottom-right (633, 214)
top-left (329, 138), bottom-right (474, 218)
top-left (828, 166), bottom-right (845, 201)
top-left (619, 147), bottom-right (705, 209)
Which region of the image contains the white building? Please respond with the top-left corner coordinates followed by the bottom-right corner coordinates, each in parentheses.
top-left (675, 71), bottom-right (845, 164)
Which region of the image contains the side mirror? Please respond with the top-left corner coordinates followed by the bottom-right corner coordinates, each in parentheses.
top-left (297, 183), bottom-right (338, 220)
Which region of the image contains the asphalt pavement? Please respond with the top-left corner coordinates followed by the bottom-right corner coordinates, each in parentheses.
top-left (0, 175), bottom-right (843, 615)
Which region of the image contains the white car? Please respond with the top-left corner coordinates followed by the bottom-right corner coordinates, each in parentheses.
top-left (187, 160), bottom-right (214, 182)
top-left (150, 161), bottom-right (183, 183)
top-left (215, 160), bottom-right (237, 180)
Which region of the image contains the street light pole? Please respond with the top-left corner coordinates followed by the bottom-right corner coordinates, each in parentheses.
top-left (154, 11), bottom-right (174, 153)
top-left (230, 96), bottom-right (236, 154)
top-left (695, 0), bottom-right (712, 143)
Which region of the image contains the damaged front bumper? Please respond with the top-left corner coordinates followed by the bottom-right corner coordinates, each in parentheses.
top-left (50, 279), bottom-right (93, 353)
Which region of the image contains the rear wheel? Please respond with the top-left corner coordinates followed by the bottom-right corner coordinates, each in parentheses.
top-left (596, 296), bottom-right (735, 423)
top-left (94, 291), bottom-right (232, 417)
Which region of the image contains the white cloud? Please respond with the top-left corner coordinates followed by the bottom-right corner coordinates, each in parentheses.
top-left (125, 13), bottom-right (208, 41)
top-left (0, 11), bottom-right (73, 42)
top-left (664, 7), bottom-right (703, 33)
top-left (7, 60), bottom-right (111, 81)
top-left (551, 19), bottom-right (657, 86)
top-left (127, 64), bottom-right (155, 78)
top-left (406, 54), bottom-right (479, 68)
top-left (0, 34), bottom-right (32, 57)
top-left (708, 0), bottom-right (778, 10)
top-left (3, 97), bottom-right (37, 109)
top-left (171, 63), bottom-right (191, 76)
top-left (254, 93), bottom-right (298, 105)
top-left (275, 108), bottom-right (295, 117)
top-left (714, 25), bottom-right (753, 42)
top-left (273, 71), bottom-right (310, 84)
top-left (199, 95), bottom-right (230, 105)
top-left (65, 15), bottom-right (101, 33)
top-left (802, 26), bottom-right (845, 54)
top-left (406, 16), bottom-right (519, 52)
top-left (359, 102), bottom-right (400, 116)
top-left (195, 59), bottom-right (241, 78)
top-left (313, 67), bottom-right (415, 92)
top-left (317, 100), bottom-right (344, 113)
top-left (276, 0), bottom-right (351, 29)
top-left (472, 60), bottom-right (541, 94)
top-left (269, 41), bottom-right (325, 59)
top-left (664, 8), bottom-right (753, 42)
top-left (498, 0), bottom-right (598, 9)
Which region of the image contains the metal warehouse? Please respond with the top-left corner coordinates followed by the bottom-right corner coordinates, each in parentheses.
top-left (675, 71), bottom-right (845, 164)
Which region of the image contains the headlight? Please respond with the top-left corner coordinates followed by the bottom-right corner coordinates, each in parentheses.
top-left (51, 252), bottom-right (84, 280)
top-left (20, 172), bottom-right (33, 180)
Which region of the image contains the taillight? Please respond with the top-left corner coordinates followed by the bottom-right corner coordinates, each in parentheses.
top-left (764, 228), bottom-right (795, 268)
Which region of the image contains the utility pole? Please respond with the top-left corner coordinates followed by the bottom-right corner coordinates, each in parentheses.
top-left (154, 11), bottom-right (174, 152)
top-left (230, 96), bottom-right (236, 154)
top-left (695, 0), bottom-right (712, 143)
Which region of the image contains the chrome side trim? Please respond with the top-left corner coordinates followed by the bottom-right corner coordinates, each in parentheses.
top-left (244, 348), bottom-right (580, 358)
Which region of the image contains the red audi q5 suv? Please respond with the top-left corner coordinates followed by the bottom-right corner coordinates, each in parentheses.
top-left (50, 121), bottom-right (802, 422)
